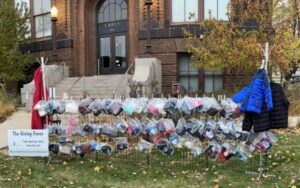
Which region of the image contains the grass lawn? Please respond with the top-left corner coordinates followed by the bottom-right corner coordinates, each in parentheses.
top-left (0, 131), bottom-right (300, 188)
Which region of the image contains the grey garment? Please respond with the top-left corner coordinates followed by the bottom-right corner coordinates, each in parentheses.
top-left (156, 118), bottom-right (175, 134)
top-left (164, 98), bottom-right (177, 115)
top-left (156, 139), bottom-right (174, 155)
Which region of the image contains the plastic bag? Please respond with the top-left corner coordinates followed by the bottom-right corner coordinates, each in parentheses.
top-left (164, 98), bottom-right (177, 115)
top-left (98, 123), bottom-right (118, 138)
top-left (176, 118), bottom-right (188, 135)
top-left (65, 100), bottom-right (79, 114)
top-left (220, 98), bottom-right (241, 119)
top-left (113, 118), bottom-right (129, 133)
top-left (115, 137), bottom-right (129, 151)
top-left (205, 141), bottom-right (221, 159)
top-left (137, 139), bottom-right (154, 152)
top-left (169, 133), bottom-right (184, 148)
top-left (122, 98), bottom-right (138, 116)
top-left (176, 97), bottom-right (195, 116)
top-left (134, 98), bottom-right (148, 114)
top-left (147, 98), bottom-right (167, 115)
top-left (107, 99), bottom-right (123, 116)
top-left (90, 141), bottom-right (112, 155)
top-left (78, 98), bottom-right (94, 115)
top-left (126, 118), bottom-right (142, 137)
top-left (156, 118), bottom-right (175, 134)
top-left (219, 143), bottom-right (235, 161)
top-left (156, 139), bottom-right (174, 155)
top-left (52, 100), bottom-right (65, 114)
top-left (144, 118), bottom-right (159, 136)
top-left (201, 97), bottom-right (221, 116)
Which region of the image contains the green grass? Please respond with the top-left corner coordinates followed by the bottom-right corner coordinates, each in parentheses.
top-left (1, 133), bottom-right (300, 188)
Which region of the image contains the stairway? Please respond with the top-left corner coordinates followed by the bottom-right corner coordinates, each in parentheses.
top-left (54, 75), bottom-right (130, 99)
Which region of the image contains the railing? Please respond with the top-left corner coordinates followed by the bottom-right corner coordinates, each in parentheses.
top-left (112, 61), bottom-right (136, 97)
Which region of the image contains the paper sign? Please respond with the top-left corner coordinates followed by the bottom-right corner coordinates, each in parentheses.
top-left (8, 130), bottom-right (49, 157)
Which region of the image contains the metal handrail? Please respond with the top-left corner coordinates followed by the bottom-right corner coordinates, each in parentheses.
top-left (113, 61), bottom-right (136, 96)
top-left (66, 75), bottom-right (83, 92)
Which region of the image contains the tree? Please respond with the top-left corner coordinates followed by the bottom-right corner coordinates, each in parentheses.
top-left (0, 0), bottom-right (33, 85)
top-left (185, 0), bottom-right (300, 89)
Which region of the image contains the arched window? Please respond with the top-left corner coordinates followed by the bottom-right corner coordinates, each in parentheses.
top-left (98, 0), bottom-right (127, 23)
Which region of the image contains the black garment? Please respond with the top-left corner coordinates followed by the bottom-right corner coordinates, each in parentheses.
top-left (242, 82), bottom-right (289, 132)
top-left (269, 82), bottom-right (289, 129)
top-left (243, 103), bottom-right (271, 133)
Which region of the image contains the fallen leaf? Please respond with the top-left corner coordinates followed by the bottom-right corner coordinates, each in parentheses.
top-left (94, 166), bottom-right (100, 173)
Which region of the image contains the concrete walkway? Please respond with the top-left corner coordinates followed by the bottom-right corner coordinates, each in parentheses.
top-left (0, 111), bottom-right (31, 149)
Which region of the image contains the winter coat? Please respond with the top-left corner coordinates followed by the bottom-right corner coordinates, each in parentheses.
top-left (233, 69), bottom-right (273, 114)
top-left (269, 82), bottom-right (289, 129)
top-left (242, 82), bottom-right (289, 132)
top-left (242, 103), bottom-right (271, 132)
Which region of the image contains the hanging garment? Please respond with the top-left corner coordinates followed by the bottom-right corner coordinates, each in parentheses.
top-left (233, 69), bottom-right (273, 114)
top-left (269, 82), bottom-right (289, 129)
top-left (31, 67), bottom-right (49, 130)
top-left (242, 103), bottom-right (271, 132)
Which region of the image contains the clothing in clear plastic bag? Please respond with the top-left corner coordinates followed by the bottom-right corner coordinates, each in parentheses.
top-left (49, 144), bottom-right (59, 154)
top-left (205, 141), bottom-right (221, 159)
top-left (169, 133), bottom-right (184, 148)
top-left (98, 123), bottom-right (118, 138)
top-left (113, 118), bottom-right (129, 133)
top-left (201, 97), bottom-right (221, 116)
top-left (134, 98), bottom-right (148, 114)
top-left (59, 144), bottom-right (72, 155)
top-left (78, 98), bottom-right (94, 115)
top-left (65, 100), bottom-right (79, 114)
top-left (143, 118), bottom-right (159, 136)
top-left (156, 118), bottom-right (175, 134)
top-left (187, 118), bottom-right (205, 138)
top-left (235, 143), bottom-right (251, 161)
top-left (164, 98), bottom-right (177, 115)
top-left (115, 137), bottom-right (129, 151)
top-left (156, 139), bottom-right (174, 155)
top-left (176, 118), bottom-right (188, 135)
top-left (147, 98), bottom-right (167, 115)
top-left (51, 100), bottom-right (66, 114)
top-left (90, 141), bottom-right (113, 155)
top-left (122, 98), bottom-right (138, 115)
top-left (137, 139), bottom-right (154, 152)
top-left (126, 118), bottom-right (142, 137)
top-left (219, 143), bottom-right (235, 161)
top-left (219, 98), bottom-right (241, 119)
top-left (34, 100), bottom-right (48, 117)
top-left (182, 135), bottom-right (203, 156)
top-left (176, 97), bottom-right (195, 116)
top-left (107, 99), bottom-right (123, 116)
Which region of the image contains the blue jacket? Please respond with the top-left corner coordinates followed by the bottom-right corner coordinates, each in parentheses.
top-left (233, 69), bottom-right (273, 114)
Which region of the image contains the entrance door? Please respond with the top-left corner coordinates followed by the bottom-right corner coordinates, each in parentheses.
top-left (97, 0), bottom-right (128, 75)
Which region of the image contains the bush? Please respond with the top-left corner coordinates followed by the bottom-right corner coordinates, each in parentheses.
top-left (284, 82), bottom-right (300, 116)
top-left (0, 86), bottom-right (15, 122)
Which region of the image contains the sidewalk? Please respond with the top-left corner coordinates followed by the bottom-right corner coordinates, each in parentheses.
top-left (0, 111), bottom-right (31, 149)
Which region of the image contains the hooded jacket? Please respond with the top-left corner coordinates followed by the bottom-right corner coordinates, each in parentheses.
top-left (233, 69), bottom-right (273, 114)
top-left (242, 82), bottom-right (289, 132)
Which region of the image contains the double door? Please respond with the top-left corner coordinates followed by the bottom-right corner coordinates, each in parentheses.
top-left (98, 34), bottom-right (127, 74)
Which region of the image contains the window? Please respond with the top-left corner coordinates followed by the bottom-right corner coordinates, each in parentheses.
top-left (172, 0), bottom-right (198, 23)
top-left (14, 0), bottom-right (31, 38)
top-left (33, 0), bottom-right (51, 38)
top-left (15, 0), bottom-right (51, 39)
top-left (204, 0), bottom-right (229, 21)
top-left (98, 0), bottom-right (128, 23)
top-left (204, 70), bottom-right (223, 93)
top-left (178, 54), bottom-right (199, 93)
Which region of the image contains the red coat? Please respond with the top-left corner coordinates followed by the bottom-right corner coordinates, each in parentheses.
top-left (31, 67), bottom-right (48, 129)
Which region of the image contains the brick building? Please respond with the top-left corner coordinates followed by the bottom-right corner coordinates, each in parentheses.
top-left (18, 0), bottom-right (231, 94)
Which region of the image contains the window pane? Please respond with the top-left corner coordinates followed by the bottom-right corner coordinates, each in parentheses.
top-left (43, 14), bottom-right (51, 37)
top-left (185, 0), bottom-right (198, 21)
top-left (218, 0), bottom-right (229, 21)
top-left (42, 0), bottom-right (51, 13)
top-left (99, 12), bottom-right (104, 23)
top-left (100, 37), bottom-right (111, 68)
top-left (116, 5), bottom-right (121, 20)
top-left (204, 0), bottom-right (217, 20)
top-left (204, 75), bottom-right (214, 93)
top-left (121, 9), bottom-right (127, 20)
top-left (189, 76), bottom-right (199, 92)
top-left (179, 55), bottom-right (189, 74)
top-left (109, 3), bottom-right (116, 22)
top-left (214, 75), bottom-right (223, 91)
top-left (179, 77), bottom-right (189, 92)
top-left (172, 0), bottom-right (185, 22)
top-left (104, 7), bottom-right (110, 22)
top-left (33, 0), bottom-right (42, 15)
top-left (115, 35), bottom-right (126, 67)
top-left (35, 16), bottom-right (43, 38)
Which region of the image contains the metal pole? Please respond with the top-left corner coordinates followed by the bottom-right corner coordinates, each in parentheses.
top-left (51, 19), bottom-right (57, 59)
top-left (41, 57), bottom-right (47, 100)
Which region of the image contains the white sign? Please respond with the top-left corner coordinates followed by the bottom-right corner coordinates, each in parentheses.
top-left (8, 130), bottom-right (49, 157)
